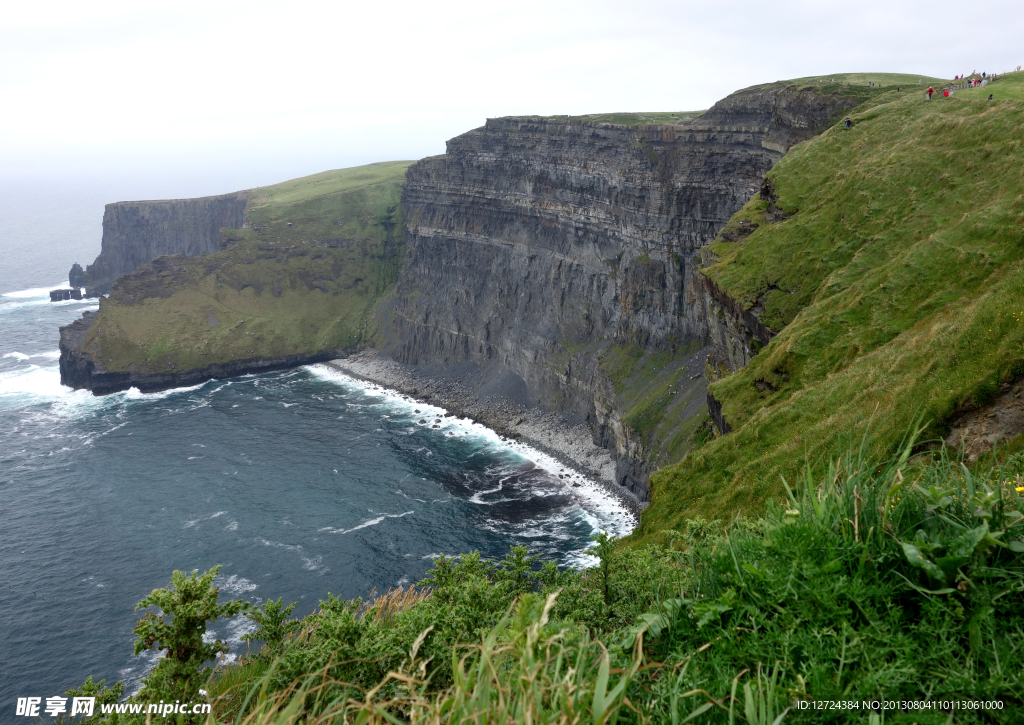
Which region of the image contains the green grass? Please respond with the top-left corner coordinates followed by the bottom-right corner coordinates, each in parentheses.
top-left (637, 70), bottom-right (1024, 540)
top-left (535, 110), bottom-right (705, 126)
top-left (599, 341), bottom-right (711, 466)
top-left (84, 162), bottom-right (413, 374)
top-left (788, 72), bottom-right (947, 87)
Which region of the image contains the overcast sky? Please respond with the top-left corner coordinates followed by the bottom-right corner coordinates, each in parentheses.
top-left (3, 0), bottom-right (1022, 188)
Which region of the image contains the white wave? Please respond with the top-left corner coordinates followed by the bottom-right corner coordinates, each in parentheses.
top-left (0, 365), bottom-right (124, 421)
top-left (121, 646), bottom-right (165, 696)
top-left (217, 574), bottom-right (258, 594)
top-left (100, 422), bottom-right (128, 436)
top-left (205, 615), bottom-right (259, 666)
top-left (259, 538), bottom-right (303, 551)
top-left (1, 283), bottom-right (68, 299)
top-left (0, 296), bottom-right (95, 315)
top-left (302, 555), bottom-right (324, 571)
top-left (0, 365), bottom-right (68, 402)
top-left (319, 510), bottom-right (414, 535)
top-left (124, 381), bottom-right (208, 401)
top-left (183, 511), bottom-right (228, 528)
top-left (2, 351), bottom-right (29, 360)
top-left (469, 476), bottom-right (509, 505)
top-left (305, 363), bottom-right (636, 546)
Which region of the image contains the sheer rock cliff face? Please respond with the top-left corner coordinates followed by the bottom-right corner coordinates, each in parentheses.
top-left (386, 84), bottom-right (858, 500)
top-left (80, 192), bottom-right (248, 293)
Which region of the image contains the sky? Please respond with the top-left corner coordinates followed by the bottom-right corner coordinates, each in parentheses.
top-left (2, 0), bottom-right (1022, 191)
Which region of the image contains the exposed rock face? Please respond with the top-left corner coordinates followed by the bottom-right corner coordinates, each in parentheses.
top-left (707, 391), bottom-right (732, 435)
top-left (700, 270), bottom-right (776, 374)
top-left (698, 178), bottom-right (790, 436)
top-left (68, 263), bottom-right (86, 288)
top-left (78, 192), bottom-right (248, 293)
top-left (49, 288), bottom-right (82, 302)
top-left (386, 84), bottom-right (858, 499)
top-left (943, 381), bottom-right (1024, 464)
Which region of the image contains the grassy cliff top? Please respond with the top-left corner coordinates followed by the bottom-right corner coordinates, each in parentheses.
top-left (636, 70), bottom-right (1024, 542)
top-left (83, 163), bottom-right (411, 375)
top-left (787, 71), bottom-right (948, 86)
top-left (530, 110), bottom-right (706, 126)
top-left (248, 160), bottom-right (413, 206)
top-left (529, 73), bottom-right (950, 128)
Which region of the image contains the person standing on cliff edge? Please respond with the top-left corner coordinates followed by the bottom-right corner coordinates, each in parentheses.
top-left (927, 86), bottom-right (934, 99)
top-left (844, 117), bottom-right (852, 129)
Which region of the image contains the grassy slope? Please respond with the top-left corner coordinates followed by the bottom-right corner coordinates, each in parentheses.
top-left (84, 162), bottom-right (413, 374)
top-left (598, 341), bottom-right (711, 464)
top-left (636, 72), bottom-right (1024, 542)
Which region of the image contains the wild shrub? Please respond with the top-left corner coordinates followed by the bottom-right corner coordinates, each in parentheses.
top-left (132, 566), bottom-right (250, 705)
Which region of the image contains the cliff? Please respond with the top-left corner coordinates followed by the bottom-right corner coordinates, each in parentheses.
top-left (79, 191), bottom-right (248, 293)
top-left (59, 79), bottom-right (868, 503)
top-left (60, 163), bottom-right (412, 394)
top-left (378, 82), bottom-right (863, 498)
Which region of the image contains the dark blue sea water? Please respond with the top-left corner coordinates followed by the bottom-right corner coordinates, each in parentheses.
top-left (0, 176), bottom-right (633, 716)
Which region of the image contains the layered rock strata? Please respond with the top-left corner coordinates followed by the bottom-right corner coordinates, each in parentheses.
top-left (384, 84), bottom-right (858, 499)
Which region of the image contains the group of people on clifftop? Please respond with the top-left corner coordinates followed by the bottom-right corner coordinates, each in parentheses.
top-left (843, 68), bottom-right (1007, 129)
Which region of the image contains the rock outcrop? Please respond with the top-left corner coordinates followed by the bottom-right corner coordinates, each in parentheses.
top-left (68, 263), bottom-right (86, 288)
top-left (49, 288), bottom-right (83, 302)
top-left (700, 270), bottom-right (777, 374)
top-left (75, 191), bottom-right (248, 293)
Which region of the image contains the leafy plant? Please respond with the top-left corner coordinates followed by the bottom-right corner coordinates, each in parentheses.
top-left (132, 565), bottom-right (250, 703)
top-left (591, 531), bottom-right (617, 606)
top-left (242, 598), bottom-right (299, 658)
top-left (61, 677), bottom-right (124, 723)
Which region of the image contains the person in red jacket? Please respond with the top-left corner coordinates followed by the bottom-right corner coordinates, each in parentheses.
top-left (943, 89), bottom-right (950, 97)
top-left (927, 86), bottom-right (934, 99)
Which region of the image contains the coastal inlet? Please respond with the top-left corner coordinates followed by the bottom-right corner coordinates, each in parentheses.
top-left (0, 282), bottom-right (633, 706)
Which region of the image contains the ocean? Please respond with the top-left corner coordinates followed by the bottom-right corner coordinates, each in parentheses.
top-left (0, 175), bottom-right (633, 711)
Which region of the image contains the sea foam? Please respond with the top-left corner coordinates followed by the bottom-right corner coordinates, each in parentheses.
top-left (304, 363), bottom-right (636, 544)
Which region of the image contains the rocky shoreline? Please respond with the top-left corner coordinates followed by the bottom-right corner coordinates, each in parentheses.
top-left (325, 350), bottom-right (644, 516)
